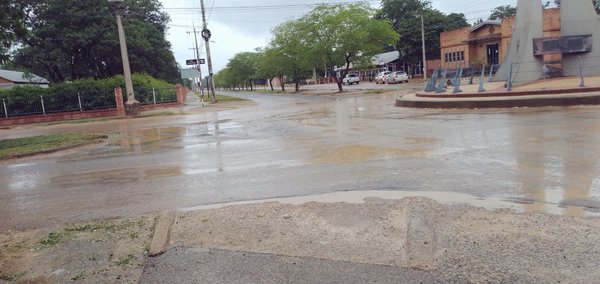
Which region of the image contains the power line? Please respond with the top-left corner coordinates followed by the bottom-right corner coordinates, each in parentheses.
top-left (164, 1), bottom-right (379, 12)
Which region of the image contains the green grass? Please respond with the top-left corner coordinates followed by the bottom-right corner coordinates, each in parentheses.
top-left (215, 94), bottom-right (246, 102)
top-left (116, 254), bottom-right (135, 269)
top-left (71, 271), bottom-right (86, 281)
top-left (0, 271), bottom-right (25, 282)
top-left (40, 231), bottom-right (63, 246)
top-left (0, 133), bottom-right (107, 160)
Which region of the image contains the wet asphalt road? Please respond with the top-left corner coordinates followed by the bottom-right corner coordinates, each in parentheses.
top-left (1, 85), bottom-right (599, 230)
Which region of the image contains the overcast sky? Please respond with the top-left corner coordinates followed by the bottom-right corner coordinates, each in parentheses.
top-left (161, 0), bottom-right (520, 74)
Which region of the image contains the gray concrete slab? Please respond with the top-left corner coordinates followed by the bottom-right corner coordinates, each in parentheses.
top-left (140, 247), bottom-right (446, 284)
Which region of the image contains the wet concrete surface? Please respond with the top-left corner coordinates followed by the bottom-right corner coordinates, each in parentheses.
top-left (140, 247), bottom-right (443, 284)
top-left (1, 87), bottom-right (600, 231)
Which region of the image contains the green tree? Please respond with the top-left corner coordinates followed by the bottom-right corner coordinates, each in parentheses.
top-left (12, 0), bottom-right (179, 83)
top-left (214, 67), bottom-right (234, 90)
top-left (489, 5), bottom-right (516, 20)
top-left (269, 20), bottom-right (314, 92)
top-left (0, 1), bottom-right (28, 64)
top-left (256, 47), bottom-right (288, 92)
top-left (378, 0), bottom-right (468, 73)
top-left (296, 3), bottom-right (399, 92)
top-left (226, 51), bottom-right (260, 90)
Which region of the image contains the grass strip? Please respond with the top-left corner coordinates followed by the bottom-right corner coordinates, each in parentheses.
top-left (0, 133), bottom-right (107, 160)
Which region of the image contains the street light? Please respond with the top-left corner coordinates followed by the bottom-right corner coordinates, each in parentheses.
top-left (109, 0), bottom-right (139, 114)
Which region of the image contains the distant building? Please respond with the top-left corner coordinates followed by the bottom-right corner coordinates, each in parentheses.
top-left (439, 8), bottom-right (561, 70)
top-left (0, 69), bottom-right (50, 90)
top-left (335, 51), bottom-right (412, 80)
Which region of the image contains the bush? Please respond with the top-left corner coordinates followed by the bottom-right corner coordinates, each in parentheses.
top-left (0, 74), bottom-right (177, 116)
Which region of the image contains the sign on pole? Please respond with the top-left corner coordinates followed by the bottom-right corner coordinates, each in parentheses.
top-left (186, 59), bottom-right (206, 65)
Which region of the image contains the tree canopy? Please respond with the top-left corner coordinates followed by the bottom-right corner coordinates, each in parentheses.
top-left (377, 0), bottom-right (469, 72)
top-left (294, 3), bottom-right (399, 92)
top-left (489, 5), bottom-right (517, 20)
top-left (0, 1), bottom-right (27, 64)
top-left (10, 0), bottom-right (179, 83)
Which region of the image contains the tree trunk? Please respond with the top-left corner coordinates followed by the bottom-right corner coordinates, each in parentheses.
top-left (279, 76), bottom-right (285, 92)
top-left (269, 78), bottom-right (274, 91)
top-left (295, 81), bottom-right (299, 92)
top-left (336, 77), bottom-right (343, 92)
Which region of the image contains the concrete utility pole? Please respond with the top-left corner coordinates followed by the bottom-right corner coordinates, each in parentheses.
top-left (109, 0), bottom-right (139, 114)
top-left (200, 0), bottom-right (217, 103)
top-left (187, 27), bottom-right (205, 99)
top-left (421, 15), bottom-right (428, 80)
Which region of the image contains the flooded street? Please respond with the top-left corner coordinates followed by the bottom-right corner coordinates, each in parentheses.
top-left (1, 90), bottom-right (600, 230)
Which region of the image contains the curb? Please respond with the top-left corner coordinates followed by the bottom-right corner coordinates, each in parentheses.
top-left (396, 93), bottom-right (600, 109)
top-left (148, 210), bottom-right (177, 257)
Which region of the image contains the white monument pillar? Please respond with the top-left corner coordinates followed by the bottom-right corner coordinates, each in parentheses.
top-left (494, 0), bottom-right (544, 84)
top-left (561, 0), bottom-right (600, 77)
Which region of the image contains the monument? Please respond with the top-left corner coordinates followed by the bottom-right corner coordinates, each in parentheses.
top-left (494, 0), bottom-right (544, 84)
top-left (495, 0), bottom-right (600, 84)
top-left (561, 0), bottom-right (600, 77)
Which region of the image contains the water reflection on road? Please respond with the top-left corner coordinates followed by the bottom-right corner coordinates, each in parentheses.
top-left (0, 92), bottom-right (599, 230)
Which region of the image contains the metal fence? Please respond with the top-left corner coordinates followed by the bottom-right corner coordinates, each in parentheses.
top-left (133, 87), bottom-right (177, 106)
top-left (1, 89), bottom-right (115, 118)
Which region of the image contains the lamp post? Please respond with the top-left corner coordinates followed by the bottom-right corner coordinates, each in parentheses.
top-left (421, 15), bottom-right (428, 80)
top-left (109, 0), bottom-right (139, 114)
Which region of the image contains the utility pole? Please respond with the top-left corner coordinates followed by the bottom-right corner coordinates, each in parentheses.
top-left (200, 0), bottom-right (217, 103)
top-left (109, 0), bottom-right (139, 114)
top-left (421, 15), bottom-right (428, 80)
top-left (187, 26), bottom-right (205, 100)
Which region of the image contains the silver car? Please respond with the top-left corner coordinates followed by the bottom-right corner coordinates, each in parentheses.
top-left (386, 71), bottom-right (409, 84)
top-left (374, 71), bottom-right (391, 84)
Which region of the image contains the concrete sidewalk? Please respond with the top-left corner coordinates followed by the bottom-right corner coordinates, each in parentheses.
top-left (140, 248), bottom-right (443, 284)
top-left (139, 194), bottom-right (600, 283)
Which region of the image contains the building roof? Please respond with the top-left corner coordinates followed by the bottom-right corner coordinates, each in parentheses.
top-left (335, 51), bottom-right (400, 71)
top-left (372, 51), bottom-right (400, 65)
top-left (470, 20), bottom-right (501, 32)
top-left (0, 69), bottom-right (50, 84)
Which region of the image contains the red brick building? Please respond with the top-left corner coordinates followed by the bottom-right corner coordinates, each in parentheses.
top-left (439, 8), bottom-right (561, 69)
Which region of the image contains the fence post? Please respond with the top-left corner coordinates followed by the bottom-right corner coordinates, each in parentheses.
top-left (468, 67), bottom-right (474, 85)
top-left (152, 88), bottom-right (157, 105)
top-left (452, 68), bottom-right (463, 94)
top-left (2, 98), bottom-right (7, 118)
top-left (114, 87), bottom-right (126, 117)
top-left (478, 67), bottom-right (486, 93)
top-left (435, 69), bottom-right (447, 93)
top-left (507, 63), bottom-right (514, 91)
top-left (175, 84), bottom-right (184, 105)
top-left (40, 95), bottom-right (46, 115)
top-left (77, 92), bottom-right (83, 111)
top-left (578, 56), bottom-right (585, 87)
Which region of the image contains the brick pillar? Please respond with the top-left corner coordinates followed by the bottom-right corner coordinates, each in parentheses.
top-left (175, 84), bottom-right (184, 105)
top-left (114, 87), bottom-right (125, 117)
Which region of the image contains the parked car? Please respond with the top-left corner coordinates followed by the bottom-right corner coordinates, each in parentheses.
top-left (386, 71), bottom-right (409, 84)
top-left (342, 73), bottom-right (360, 85)
top-left (374, 71), bottom-right (391, 84)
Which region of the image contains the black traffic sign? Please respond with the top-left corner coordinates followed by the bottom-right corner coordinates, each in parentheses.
top-left (186, 59), bottom-right (206, 65)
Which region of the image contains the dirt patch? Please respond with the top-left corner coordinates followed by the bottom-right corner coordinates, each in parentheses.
top-left (0, 216), bottom-right (153, 283)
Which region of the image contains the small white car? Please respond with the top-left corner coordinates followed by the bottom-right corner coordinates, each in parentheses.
top-left (386, 71), bottom-right (409, 84)
top-left (342, 73), bottom-right (360, 85)
top-left (374, 71), bottom-right (391, 84)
